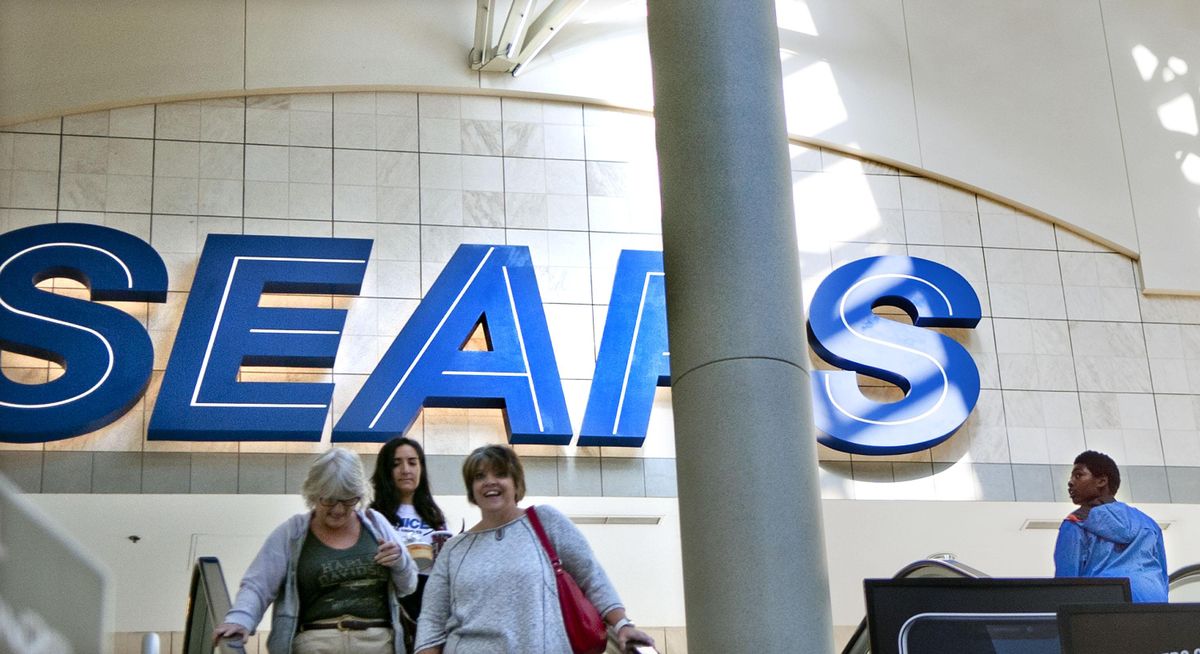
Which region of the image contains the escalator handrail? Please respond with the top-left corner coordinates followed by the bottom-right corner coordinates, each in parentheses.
top-left (1169, 563), bottom-right (1200, 590)
top-left (839, 558), bottom-right (988, 654)
top-left (182, 556), bottom-right (245, 654)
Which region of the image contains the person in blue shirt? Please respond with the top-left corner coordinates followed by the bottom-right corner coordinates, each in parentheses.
top-left (1054, 450), bottom-right (1168, 602)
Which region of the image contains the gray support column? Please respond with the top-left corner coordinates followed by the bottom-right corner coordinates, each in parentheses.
top-left (645, 2), bottom-right (834, 652)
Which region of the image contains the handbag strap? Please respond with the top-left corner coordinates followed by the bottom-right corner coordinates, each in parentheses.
top-left (525, 506), bottom-right (563, 570)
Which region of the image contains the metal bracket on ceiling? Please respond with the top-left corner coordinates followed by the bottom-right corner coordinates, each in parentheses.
top-left (470, 0), bottom-right (588, 76)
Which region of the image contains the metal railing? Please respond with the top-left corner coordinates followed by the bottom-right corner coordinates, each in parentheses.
top-left (839, 558), bottom-right (989, 654)
top-left (840, 559), bottom-right (1200, 653)
top-left (182, 557), bottom-right (245, 654)
top-left (1169, 563), bottom-right (1200, 603)
top-left (1169, 563), bottom-right (1200, 590)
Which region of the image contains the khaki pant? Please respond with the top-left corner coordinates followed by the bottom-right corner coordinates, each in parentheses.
top-left (292, 626), bottom-right (393, 654)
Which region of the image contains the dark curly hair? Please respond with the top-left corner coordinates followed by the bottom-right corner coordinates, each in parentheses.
top-left (370, 437), bottom-right (446, 531)
top-left (1075, 450), bottom-right (1121, 495)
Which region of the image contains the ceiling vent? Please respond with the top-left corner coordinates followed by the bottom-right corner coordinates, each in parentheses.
top-left (570, 515), bottom-right (662, 526)
top-left (1022, 519), bottom-right (1172, 531)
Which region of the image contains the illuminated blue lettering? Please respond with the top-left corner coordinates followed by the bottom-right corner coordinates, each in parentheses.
top-left (148, 235), bottom-right (371, 441)
top-left (0, 224), bottom-right (167, 442)
top-left (577, 250), bottom-right (669, 447)
top-left (334, 244), bottom-right (572, 444)
top-left (807, 255), bottom-right (981, 455)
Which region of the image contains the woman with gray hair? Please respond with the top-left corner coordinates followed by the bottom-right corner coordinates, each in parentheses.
top-left (213, 447), bottom-right (419, 653)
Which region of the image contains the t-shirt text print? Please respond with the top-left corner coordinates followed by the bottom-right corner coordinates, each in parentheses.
top-left (296, 528), bottom-right (388, 623)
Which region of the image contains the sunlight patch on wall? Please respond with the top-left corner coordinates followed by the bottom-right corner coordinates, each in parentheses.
top-left (792, 158), bottom-right (885, 251)
top-left (781, 58), bottom-right (847, 136)
top-left (1132, 44), bottom-right (1159, 81)
top-left (776, 0), bottom-right (818, 37)
top-left (1157, 93), bottom-right (1198, 136)
top-left (1180, 152), bottom-right (1200, 185)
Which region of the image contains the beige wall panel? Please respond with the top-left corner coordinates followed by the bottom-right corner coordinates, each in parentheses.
top-left (777, 0), bottom-right (920, 164)
top-left (903, 0), bottom-right (1138, 254)
top-left (1102, 0), bottom-right (1200, 293)
top-left (245, 0), bottom-right (478, 91)
top-left (0, 0), bottom-right (244, 123)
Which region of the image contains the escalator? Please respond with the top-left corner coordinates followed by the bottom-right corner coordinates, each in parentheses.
top-left (840, 558), bottom-right (988, 654)
top-left (184, 554), bottom-right (1199, 654)
top-left (183, 557), bottom-right (245, 654)
top-left (1169, 563), bottom-right (1200, 602)
top-left (180, 558), bottom-right (629, 653)
top-left (840, 559), bottom-right (1200, 653)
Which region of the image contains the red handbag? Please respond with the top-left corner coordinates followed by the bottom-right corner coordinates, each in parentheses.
top-left (526, 506), bottom-right (609, 654)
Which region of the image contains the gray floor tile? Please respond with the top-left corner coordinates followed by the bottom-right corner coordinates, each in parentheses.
top-left (974, 463), bottom-right (1016, 501)
top-left (558, 457), bottom-right (601, 496)
top-left (425, 455), bottom-right (466, 496)
top-left (359, 453), bottom-right (379, 480)
top-left (0, 452), bottom-right (43, 492)
top-left (191, 453), bottom-right (238, 493)
top-left (1125, 466), bottom-right (1171, 504)
top-left (601, 458), bottom-right (645, 497)
top-left (893, 461), bottom-right (934, 482)
top-left (851, 461), bottom-right (892, 483)
top-left (239, 454), bottom-right (286, 494)
top-left (142, 452), bottom-right (191, 493)
top-left (521, 457), bottom-right (558, 496)
top-left (43, 451), bottom-right (93, 493)
top-left (1012, 464), bottom-right (1055, 502)
top-left (644, 458), bottom-right (678, 498)
top-left (820, 461), bottom-right (854, 500)
top-left (92, 452), bottom-right (143, 493)
top-left (1050, 465), bottom-right (1072, 503)
top-left (285, 454), bottom-right (320, 495)
top-left (1166, 467), bottom-right (1200, 503)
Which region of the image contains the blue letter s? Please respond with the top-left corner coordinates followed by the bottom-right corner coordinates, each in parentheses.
top-left (807, 256), bottom-right (981, 455)
top-left (0, 223), bottom-right (167, 442)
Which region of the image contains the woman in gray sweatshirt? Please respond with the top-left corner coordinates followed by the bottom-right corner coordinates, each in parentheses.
top-left (414, 445), bottom-right (655, 653)
top-left (214, 448), bottom-right (419, 654)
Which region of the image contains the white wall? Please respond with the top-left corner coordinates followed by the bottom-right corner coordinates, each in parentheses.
top-left (6, 0), bottom-right (1196, 293)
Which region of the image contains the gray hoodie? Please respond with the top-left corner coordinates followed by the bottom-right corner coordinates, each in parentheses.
top-left (224, 509), bottom-right (419, 653)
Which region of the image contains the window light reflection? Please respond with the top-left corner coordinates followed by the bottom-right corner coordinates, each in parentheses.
top-left (1156, 93), bottom-right (1198, 136)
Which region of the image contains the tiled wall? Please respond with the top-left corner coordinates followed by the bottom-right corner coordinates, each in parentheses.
top-left (2, 92), bottom-right (1200, 504)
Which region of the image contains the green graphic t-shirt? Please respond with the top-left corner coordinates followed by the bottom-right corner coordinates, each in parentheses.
top-left (296, 526), bottom-right (389, 624)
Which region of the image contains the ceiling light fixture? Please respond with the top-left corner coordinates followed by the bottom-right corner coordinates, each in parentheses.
top-left (471, 0), bottom-right (590, 75)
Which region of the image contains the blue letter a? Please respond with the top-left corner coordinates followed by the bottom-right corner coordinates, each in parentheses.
top-left (578, 250), bottom-right (669, 447)
top-left (335, 244), bottom-right (572, 444)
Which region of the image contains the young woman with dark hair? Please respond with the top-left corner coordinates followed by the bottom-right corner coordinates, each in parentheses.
top-left (370, 438), bottom-right (448, 623)
top-left (371, 437), bottom-right (447, 537)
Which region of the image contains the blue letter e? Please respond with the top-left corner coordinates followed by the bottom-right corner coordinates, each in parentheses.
top-left (807, 256), bottom-right (981, 455)
top-left (148, 235), bottom-right (371, 441)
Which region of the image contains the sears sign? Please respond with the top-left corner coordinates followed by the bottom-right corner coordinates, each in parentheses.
top-left (0, 224), bottom-right (980, 455)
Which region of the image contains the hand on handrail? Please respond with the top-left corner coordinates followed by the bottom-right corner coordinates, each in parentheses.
top-left (212, 622), bottom-right (248, 648)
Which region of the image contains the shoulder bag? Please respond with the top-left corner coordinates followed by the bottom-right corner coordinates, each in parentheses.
top-left (526, 506), bottom-right (609, 654)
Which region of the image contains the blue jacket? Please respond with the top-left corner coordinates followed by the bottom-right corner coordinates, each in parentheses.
top-left (1054, 498), bottom-right (1168, 603)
